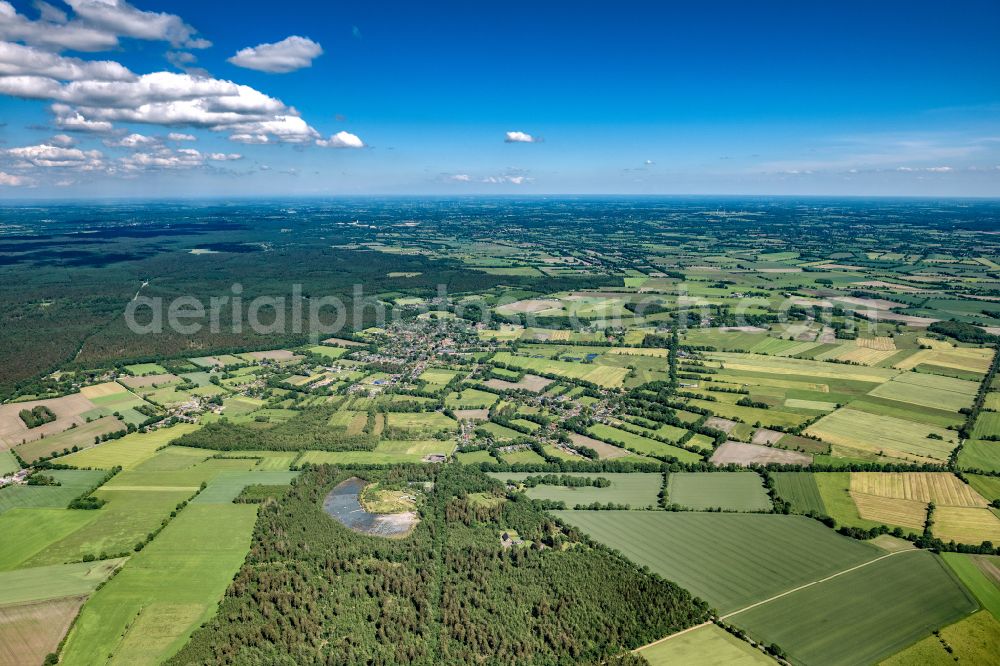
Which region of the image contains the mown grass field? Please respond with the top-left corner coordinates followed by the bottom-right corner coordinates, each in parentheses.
top-left (489, 472), bottom-right (664, 508)
top-left (880, 611), bottom-right (1000, 666)
top-left (0, 559), bottom-right (124, 605)
top-left (933, 506), bottom-right (1000, 545)
top-left (638, 623), bottom-right (772, 665)
top-left (851, 493), bottom-right (927, 532)
top-left (0, 596), bottom-right (87, 666)
top-left (386, 411), bottom-right (458, 433)
top-left (666, 472), bottom-right (771, 511)
top-left (59, 503), bottom-right (259, 666)
top-left (298, 439), bottom-right (453, 465)
top-left (805, 407), bottom-right (957, 463)
top-left (866, 371), bottom-right (978, 412)
top-left (0, 469), bottom-right (106, 514)
top-left (14, 416), bottom-right (124, 463)
top-left (59, 424), bottom-right (201, 470)
top-left (851, 472), bottom-right (987, 506)
top-left (553, 512), bottom-right (880, 613)
top-left (729, 551), bottom-right (977, 666)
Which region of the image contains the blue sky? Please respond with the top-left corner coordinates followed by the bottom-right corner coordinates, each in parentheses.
top-left (0, 0), bottom-right (998, 197)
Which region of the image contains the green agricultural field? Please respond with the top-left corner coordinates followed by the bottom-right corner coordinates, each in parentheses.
top-left (941, 552), bottom-right (1000, 618)
top-left (638, 623), bottom-right (772, 665)
top-left (499, 448), bottom-right (547, 464)
top-left (133, 447), bottom-right (214, 472)
top-left (306, 345), bottom-right (347, 359)
top-left (814, 472), bottom-right (883, 530)
top-left (191, 470), bottom-right (299, 504)
top-left (489, 472), bottom-right (664, 508)
top-left (965, 474), bottom-right (1000, 503)
top-left (866, 371), bottom-right (978, 412)
top-left (59, 504), bottom-right (259, 666)
top-left (0, 469), bottom-right (106, 514)
top-left (688, 398), bottom-right (810, 430)
top-left (588, 423), bottom-right (702, 463)
top-left (14, 416), bottom-right (125, 463)
top-left (541, 444), bottom-right (580, 461)
top-left (59, 424), bottom-right (201, 470)
top-left (0, 508), bottom-right (99, 570)
top-left (124, 363), bottom-right (170, 376)
top-left (806, 407), bottom-right (957, 464)
top-left (958, 440), bottom-right (1000, 473)
top-left (554, 512), bottom-right (880, 613)
top-left (298, 439), bottom-right (454, 465)
top-left (455, 450), bottom-right (495, 464)
top-left (491, 351), bottom-right (630, 387)
top-left (729, 551), bottom-right (977, 666)
top-left (221, 396), bottom-right (265, 417)
top-left (418, 368), bottom-right (460, 386)
top-left (386, 411), bottom-right (458, 433)
top-left (26, 488), bottom-right (195, 566)
top-left (213, 450), bottom-right (300, 470)
top-left (667, 473), bottom-right (772, 511)
top-left (708, 352), bottom-right (900, 383)
top-left (772, 472), bottom-right (827, 515)
top-left (0, 449), bottom-right (20, 475)
top-left (0, 559), bottom-right (125, 605)
top-left (881, 611), bottom-right (1000, 666)
top-left (444, 389), bottom-right (499, 409)
top-left (973, 412), bottom-right (1000, 440)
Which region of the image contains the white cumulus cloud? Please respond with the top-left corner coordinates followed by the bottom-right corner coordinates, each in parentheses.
top-left (482, 174), bottom-right (530, 184)
top-left (167, 132), bottom-right (196, 141)
top-left (51, 105), bottom-right (113, 132)
top-left (0, 0), bottom-right (207, 52)
top-left (228, 36), bottom-right (323, 74)
top-left (6, 143), bottom-right (104, 169)
top-left (63, 0), bottom-right (209, 49)
top-left (505, 130), bottom-right (540, 143)
top-left (0, 41), bottom-right (134, 81)
top-left (104, 132), bottom-right (158, 148)
top-left (0, 171), bottom-right (25, 186)
top-left (316, 130), bottom-right (365, 149)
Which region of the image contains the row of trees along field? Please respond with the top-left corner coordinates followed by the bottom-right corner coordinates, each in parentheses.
top-left (169, 465), bottom-right (708, 665)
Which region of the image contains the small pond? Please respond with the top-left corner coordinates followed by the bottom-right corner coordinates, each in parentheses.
top-left (322, 477), bottom-right (418, 538)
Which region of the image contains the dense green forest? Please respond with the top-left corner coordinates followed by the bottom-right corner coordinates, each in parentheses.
top-left (174, 408), bottom-right (379, 452)
top-left (169, 465), bottom-right (708, 665)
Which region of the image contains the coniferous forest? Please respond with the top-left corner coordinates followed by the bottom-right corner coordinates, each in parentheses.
top-left (169, 465), bottom-right (708, 665)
